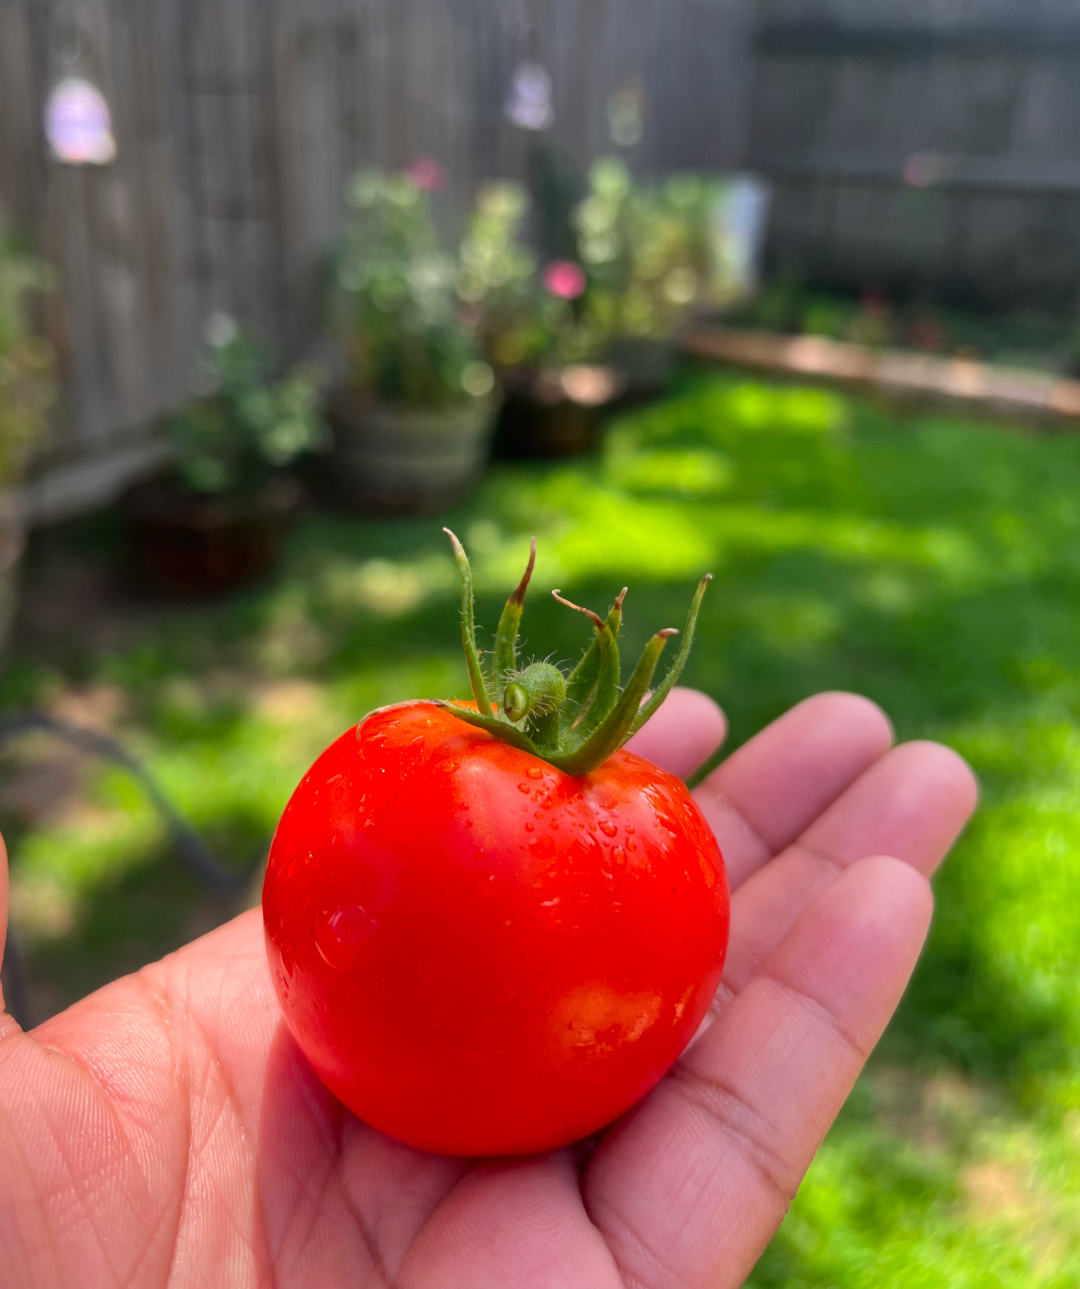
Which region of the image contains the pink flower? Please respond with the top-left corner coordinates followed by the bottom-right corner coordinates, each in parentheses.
top-left (404, 156), bottom-right (446, 191)
top-left (543, 260), bottom-right (587, 300)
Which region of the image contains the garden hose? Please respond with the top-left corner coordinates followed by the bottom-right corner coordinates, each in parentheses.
top-left (0, 711), bottom-right (264, 1030)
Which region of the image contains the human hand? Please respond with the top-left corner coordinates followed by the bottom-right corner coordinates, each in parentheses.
top-left (0, 689), bottom-right (976, 1288)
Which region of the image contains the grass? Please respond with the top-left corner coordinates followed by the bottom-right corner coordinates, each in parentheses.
top-left (5, 370), bottom-right (1080, 1283)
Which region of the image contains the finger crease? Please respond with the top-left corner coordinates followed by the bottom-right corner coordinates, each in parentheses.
top-left (757, 967), bottom-right (873, 1068)
top-left (707, 980), bottom-right (736, 1019)
top-left (696, 780), bottom-right (775, 859)
top-left (668, 1061), bottom-right (802, 1209)
top-left (341, 1184), bottom-right (397, 1289)
top-left (789, 838), bottom-right (847, 884)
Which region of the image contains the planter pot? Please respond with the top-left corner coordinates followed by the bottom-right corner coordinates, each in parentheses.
top-left (120, 474), bottom-right (300, 597)
top-left (326, 390), bottom-right (497, 515)
top-left (0, 489), bottom-right (26, 656)
top-left (494, 365), bottom-right (626, 460)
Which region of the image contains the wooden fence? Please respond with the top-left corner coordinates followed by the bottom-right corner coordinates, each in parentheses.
top-left (0, 0), bottom-right (752, 516)
top-left (749, 0), bottom-right (1080, 311)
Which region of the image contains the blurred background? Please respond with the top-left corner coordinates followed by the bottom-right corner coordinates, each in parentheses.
top-left (2, 1), bottom-right (1080, 1283)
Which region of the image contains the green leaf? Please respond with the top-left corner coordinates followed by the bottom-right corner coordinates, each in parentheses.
top-left (560, 588), bottom-right (625, 731)
top-left (444, 529), bottom-right (493, 717)
top-left (493, 537), bottom-right (537, 702)
top-left (630, 574), bottom-right (711, 734)
top-left (549, 629), bottom-right (677, 776)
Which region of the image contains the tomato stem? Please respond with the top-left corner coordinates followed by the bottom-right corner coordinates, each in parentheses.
top-left (503, 662), bottom-right (567, 752)
top-left (552, 629), bottom-right (678, 775)
top-left (439, 532), bottom-right (710, 774)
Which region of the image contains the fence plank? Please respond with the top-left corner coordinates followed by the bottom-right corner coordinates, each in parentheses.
top-left (0, 0), bottom-right (45, 229)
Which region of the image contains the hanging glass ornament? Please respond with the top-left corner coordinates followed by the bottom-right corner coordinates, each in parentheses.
top-left (45, 75), bottom-right (116, 165)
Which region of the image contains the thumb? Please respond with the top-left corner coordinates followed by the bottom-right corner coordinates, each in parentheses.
top-left (0, 829), bottom-right (25, 1036)
top-left (0, 829), bottom-right (7, 976)
top-left (0, 829), bottom-right (10, 1023)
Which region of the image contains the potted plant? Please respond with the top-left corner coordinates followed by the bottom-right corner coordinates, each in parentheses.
top-left (0, 232), bottom-right (55, 649)
top-left (490, 158), bottom-right (727, 457)
top-left (574, 157), bottom-right (726, 402)
top-left (121, 316), bottom-right (325, 596)
top-left (326, 164), bottom-right (513, 514)
top-left (488, 254), bottom-right (626, 458)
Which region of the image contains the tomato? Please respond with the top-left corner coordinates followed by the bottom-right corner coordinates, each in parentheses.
top-left (263, 700), bottom-right (728, 1156)
top-left (263, 532), bottom-right (729, 1155)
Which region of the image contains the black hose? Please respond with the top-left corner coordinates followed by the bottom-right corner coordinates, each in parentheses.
top-left (0, 711), bottom-right (267, 1029)
top-left (0, 712), bottom-right (249, 893)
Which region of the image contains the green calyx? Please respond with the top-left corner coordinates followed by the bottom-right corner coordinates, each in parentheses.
top-left (440, 528), bottom-right (711, 776)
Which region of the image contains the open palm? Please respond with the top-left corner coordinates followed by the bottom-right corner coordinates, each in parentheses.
top-left (0, 689), bottom-right (976, 1288)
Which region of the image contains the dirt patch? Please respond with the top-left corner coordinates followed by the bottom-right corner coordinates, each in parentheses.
top-left (252, 679), bottom-right (324, 725)
top-left (962, 1162), bottom-right (1029, 1222)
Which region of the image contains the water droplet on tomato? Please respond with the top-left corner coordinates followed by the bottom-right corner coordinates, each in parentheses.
top-left (626, 839), bottom-right (637, 852)
top-left (525, 822), bottom-right (535, 831)
top-left (580, 830), bottom-right (603, 860)
top-left (534, 811), bottom-right (544, 820)
top-left (527, 766), bottom-right (543, 779)
top-left (591, 785), bottom-right (618, 811)
top-left (625, 824), bottom-right (635, 834)
top-left (599, 820), bottom-right (618, 838)
top-left (517, 782), bottom-right (532, 794)
top-left (612, 845), bottom-right (626, 866)
top-left (314, 906), bottom-right (378, 970)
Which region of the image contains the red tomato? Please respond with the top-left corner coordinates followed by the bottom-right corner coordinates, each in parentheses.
top-left (263, 700), bottom-right (728, 1156)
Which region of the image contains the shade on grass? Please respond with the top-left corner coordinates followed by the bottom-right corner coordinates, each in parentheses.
top-left (6, 371), bottom-right (1080, 1283)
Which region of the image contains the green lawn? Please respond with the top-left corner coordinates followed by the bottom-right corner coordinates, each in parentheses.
top-left (6, 371), bottom-right (1080, 1284)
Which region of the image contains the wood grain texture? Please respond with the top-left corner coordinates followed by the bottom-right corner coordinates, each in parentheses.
top-left (750, 0), bottom-right (1080, 308)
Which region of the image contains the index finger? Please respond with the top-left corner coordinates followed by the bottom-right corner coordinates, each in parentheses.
top-left (624, 687), bottom-right (728, 782)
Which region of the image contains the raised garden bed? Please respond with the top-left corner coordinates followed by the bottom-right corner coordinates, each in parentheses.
top-left (684, 326), bottom-right (1080, 427)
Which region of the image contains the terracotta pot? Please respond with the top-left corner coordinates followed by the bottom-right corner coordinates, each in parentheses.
top-left (0, 489), bottom-right (26, 655)
top-left (121, 473), bottom-right (300, 597)
top-left (325, 390), bottom-right (497, 515)
top-left (493, 365), bottom-right (626, 460)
